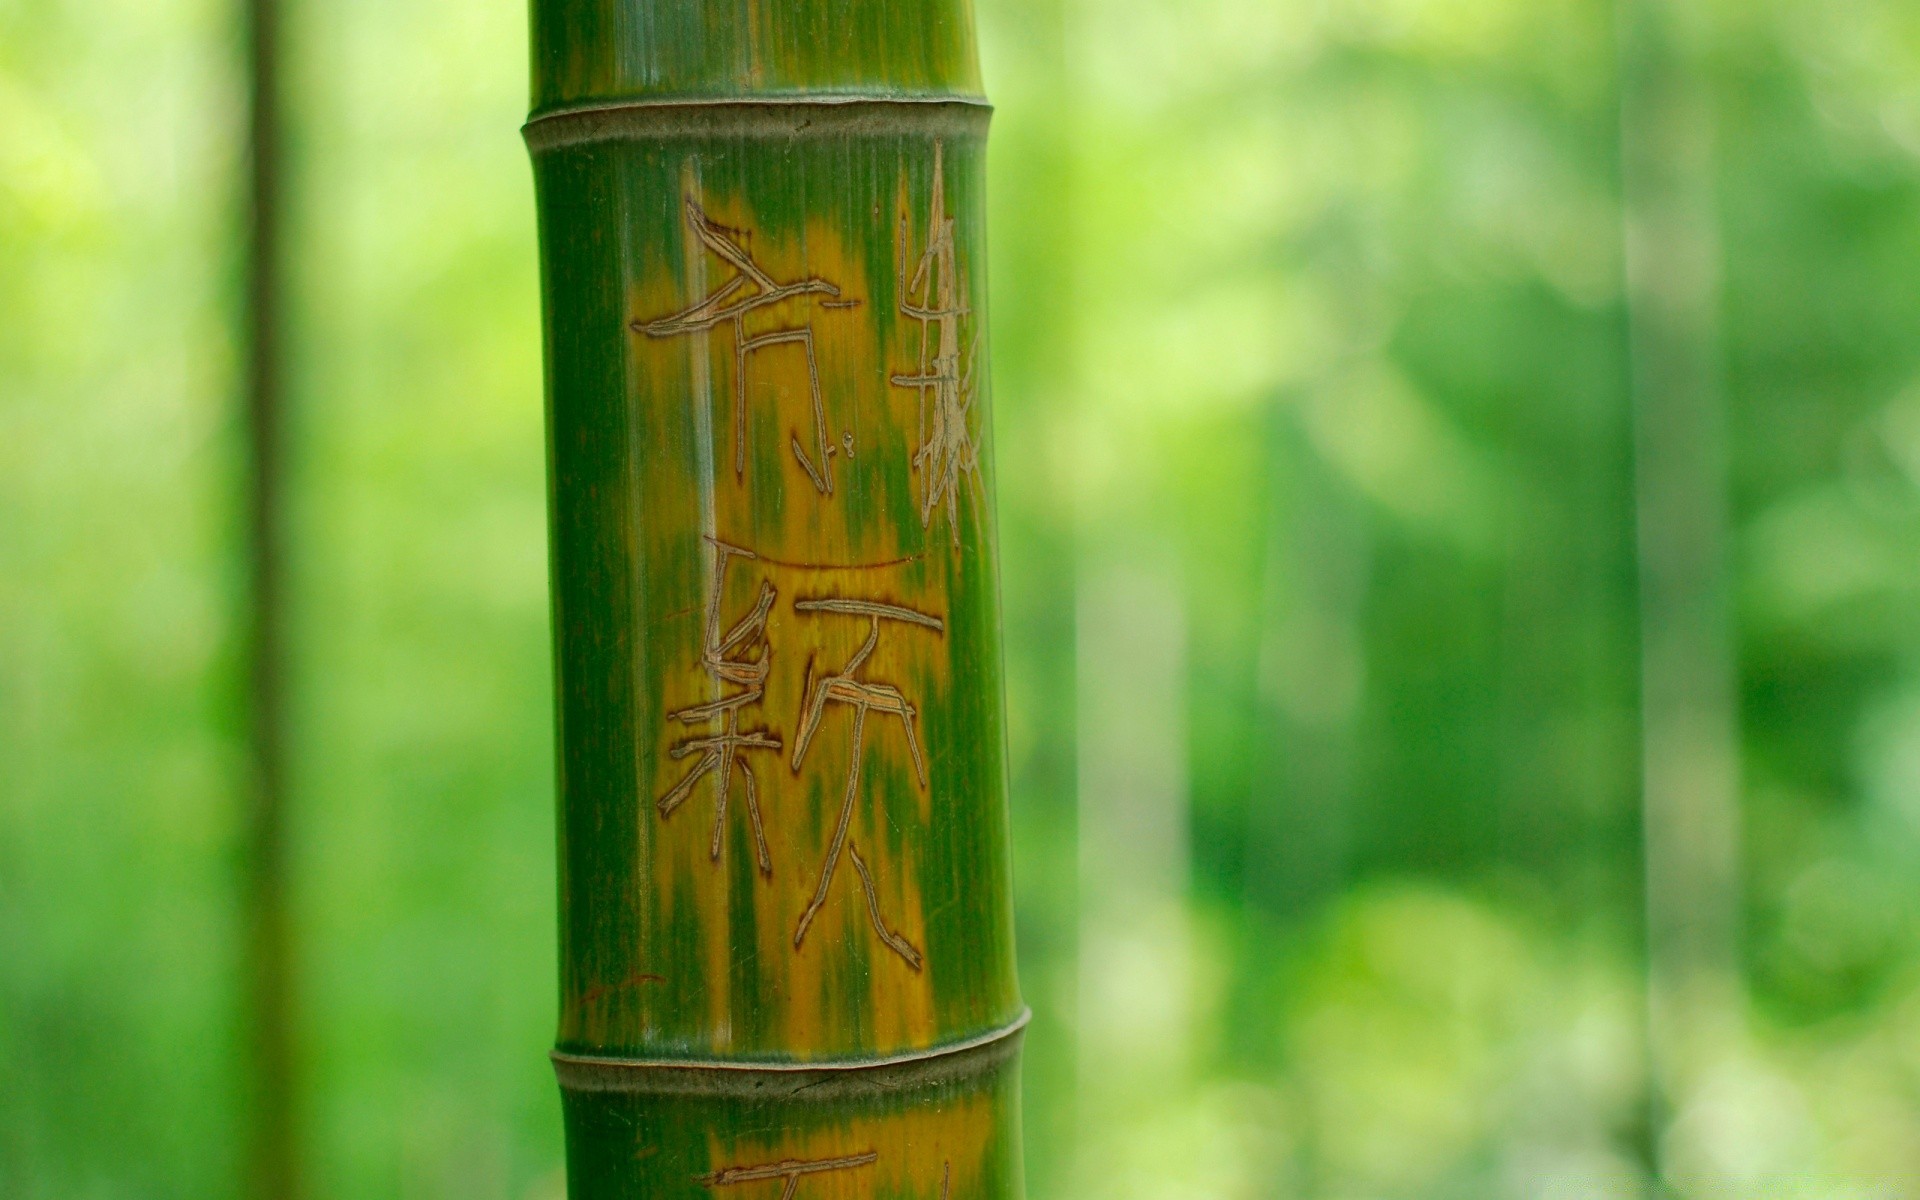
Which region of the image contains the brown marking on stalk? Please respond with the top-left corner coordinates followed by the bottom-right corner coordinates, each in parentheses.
top-left (580, 970), bottom-right (666, 1009)
top-left (634, 197), bottom-right (844, 495)
top-left (697, 1151), bottom-right (878, 1198)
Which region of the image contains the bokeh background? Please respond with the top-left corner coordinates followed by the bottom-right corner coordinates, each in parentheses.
top-left (9, 0), bottom-right (1920, 1196)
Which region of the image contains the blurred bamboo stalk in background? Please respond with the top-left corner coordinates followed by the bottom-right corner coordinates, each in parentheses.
top-left (523, 3), bottom-right (1027, 1197)
top-left (241, 0), bottom-right (297, 1192)
top-left (1073, 552), bottom-right (1191, 1194)
top-left (1619, 0), bottom-right (1742, 1188)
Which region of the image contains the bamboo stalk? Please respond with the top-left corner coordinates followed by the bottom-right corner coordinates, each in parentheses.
top-left (1618, 0), bottom-right (1741, 1181)
top-left (242, 0), bottom-right (298, 1192)
top-left (524, 5), bottom-right (1025, 1197)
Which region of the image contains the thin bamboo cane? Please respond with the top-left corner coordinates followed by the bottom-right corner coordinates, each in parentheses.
top-left (1619, 0), bottom-right (1741, 1178)
top-left (242, 0), bottom-right (297, 1192)
top-left (524, 5), bottom-right (1025, 1197)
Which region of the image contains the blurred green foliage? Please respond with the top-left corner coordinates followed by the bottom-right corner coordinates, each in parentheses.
top-left (7, 0), bottom-right (1920, 1196)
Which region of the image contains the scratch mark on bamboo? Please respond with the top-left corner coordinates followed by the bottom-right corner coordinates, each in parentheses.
top-left (793, 597), bottom-right (946, 632)
top-left (580, 970), bottom-right (666, 1010)
top-left (747, 551), bottom-right (926, 572)
top-left (850, 841), bottom-right (923, 970)
top-left (697, 1151), bottom-right (878, 1199)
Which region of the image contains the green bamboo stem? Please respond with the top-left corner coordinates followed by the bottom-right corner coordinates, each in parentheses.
top-left (524, 5), bottom-right (1024, 1197)
top-left (1618, 0), bottom-right (1741, 1173)
top-left (242, 0), bottom-right (298, 1191)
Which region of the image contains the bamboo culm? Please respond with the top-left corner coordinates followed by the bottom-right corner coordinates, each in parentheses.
top-left (523, 4), bottom-right (1026, 1197)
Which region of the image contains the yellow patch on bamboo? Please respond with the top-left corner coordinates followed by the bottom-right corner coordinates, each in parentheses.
top-left (623, 182), bottom-right (953, 1059)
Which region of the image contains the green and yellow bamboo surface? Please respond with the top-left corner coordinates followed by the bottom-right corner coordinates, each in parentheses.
top-left (524, 3), bottom-right (1024, 1196)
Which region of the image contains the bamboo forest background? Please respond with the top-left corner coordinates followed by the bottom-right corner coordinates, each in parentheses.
top-left (9, 0), bottom-right (1920, 1195)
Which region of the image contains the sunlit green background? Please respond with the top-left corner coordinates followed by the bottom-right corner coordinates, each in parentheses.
top-left (9, 0), bottom-right (1920, 1195)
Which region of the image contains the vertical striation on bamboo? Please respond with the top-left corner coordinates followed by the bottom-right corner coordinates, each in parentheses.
top-left (523, 4), bottom-right (1026, 1197)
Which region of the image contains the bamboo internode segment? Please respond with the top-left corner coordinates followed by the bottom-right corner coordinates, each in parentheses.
top-left (534, 123), bottom-right (1017, 1067)
top-left (557, 1035), bottom-right (1020, 1198)
top-left (530, 0), bottom-right (983, 114)
top-left (526, 0), bottom-right (1022, 1195)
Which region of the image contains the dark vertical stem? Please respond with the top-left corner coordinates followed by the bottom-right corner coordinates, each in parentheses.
top-left (1248, 411), bottom-right (1364, 921)
top-left (242, 0), bottom-right (297, 1193)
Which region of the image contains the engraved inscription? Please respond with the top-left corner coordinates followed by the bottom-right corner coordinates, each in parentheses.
top-left (789, 597), bottom-right (945, 970)
top-left (629, 167), bottom-right (985, 976)
top-left (657, 538), bottom-right (783, 874)
top-left (634, 199), bottom-right (851, 495)
top-left (697, 1151), bottom-right (878, 1200)
top-left (892, 142), bottom-right (982, 550)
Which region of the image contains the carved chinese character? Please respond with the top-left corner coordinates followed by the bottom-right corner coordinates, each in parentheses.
top-left (892, 143), bottom-right (982, 550)
top-left (788, 597), bottom-right (945, 969)
top-left (635, 198), bottom-right (852, 495)
top-left (657, 538), bottom-right (782, 874)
